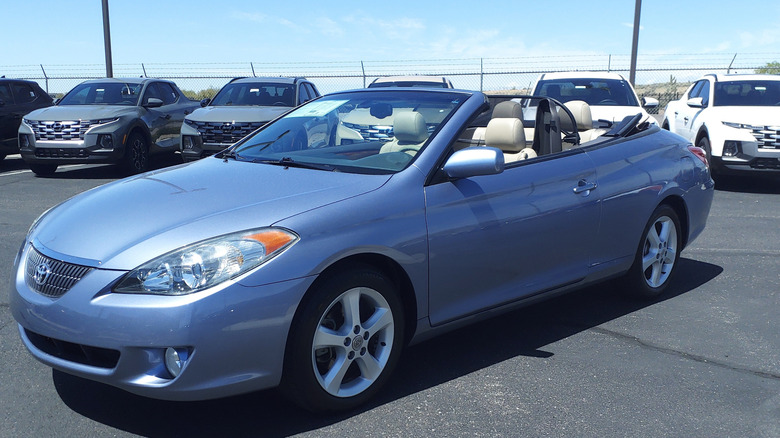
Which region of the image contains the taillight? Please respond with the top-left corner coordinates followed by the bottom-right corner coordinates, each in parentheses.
top-left (688, 145), bottom-right (709, 168)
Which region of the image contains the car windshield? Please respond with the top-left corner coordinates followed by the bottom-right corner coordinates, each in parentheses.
top-left (59, 82), bottom-right (142, 105)
top-left (224, 90), bottom-right (465, 174)
top-left (713, 80), bottom-right (780, 106)
top-left (534, 79), bottom-right (640, 107)
top-left (211, 82), bottom-right (296, 106)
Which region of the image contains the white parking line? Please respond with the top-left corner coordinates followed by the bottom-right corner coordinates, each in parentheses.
top-left (0, 164), bottom-right (93, 177)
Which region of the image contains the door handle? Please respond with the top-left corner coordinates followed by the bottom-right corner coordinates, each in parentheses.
top-left (674, 111), bottom-right (678, 116)
top-left (573, 180), bottom-right (598, 195)
top-left (683, 117), bottom-right (689, 123)
top-left (163, 114), bottom-right (172, 120)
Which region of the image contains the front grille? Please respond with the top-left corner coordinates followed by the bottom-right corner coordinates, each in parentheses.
top-left (188, 120), bottom-right (266, 145)
top-left (25, 247), bottom-right (92, 298)
top-left (34, 148), bottom-right (90, 158)
top-left (749, 125), bottom-right (780, 149)
top-left (25, 329), bottom-right (120, 369)
top-left (750, 158), bottom-right (780, 169)
top-left (27, 120), bottom-right (94, 141)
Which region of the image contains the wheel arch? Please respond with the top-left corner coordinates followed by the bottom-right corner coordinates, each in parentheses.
top-left (694, 126), bottom-right (709, 147)
top-left (290, 252), bottom-right (418, 347)
top-left (125, 121), bottom-right (152, 148)
top-left (658, 194), bottom-right (690, 249)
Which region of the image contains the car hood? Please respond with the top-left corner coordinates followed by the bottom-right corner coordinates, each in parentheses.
top-left (186, 106), bottom-right (290, 123)
top-left (31, 158), bottom-right (390, 270)
top-left (706, 106), bottom-right (780, 125)
top-left (24, 105), bottom-right (138, 121)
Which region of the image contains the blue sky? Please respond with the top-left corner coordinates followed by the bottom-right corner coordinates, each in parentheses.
top-left (3, 0), bottom-right (779, 66)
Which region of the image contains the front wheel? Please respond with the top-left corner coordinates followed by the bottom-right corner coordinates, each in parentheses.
top-left (697, 136), bottom-right (717, 176)
top-left (623, 205), bottom-right (681, 299)
top-left (123, 132), bottom-right (149, 174)
top-left (282, 266), bottom-right (404, 412)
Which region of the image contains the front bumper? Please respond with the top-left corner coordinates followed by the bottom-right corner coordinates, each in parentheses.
top-left (18, 121), bottom-right (128, 165)
top-left (10, 241), bottom-right (314, 401)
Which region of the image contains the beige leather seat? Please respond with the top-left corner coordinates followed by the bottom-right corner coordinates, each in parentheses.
top-left (380, 111), bottom-right (428, 155)
top-left (558, 100), bottom-right (604, 146)
top-left (484, 118), bottom-right (537, 163)
top-left (471, 100), bottom-right (533, 146)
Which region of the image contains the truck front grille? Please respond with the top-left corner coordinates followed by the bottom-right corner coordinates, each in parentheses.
top-left (749, 125), bottom-right (780, 149)
top-left (188, 120), bottom-right (266, 145)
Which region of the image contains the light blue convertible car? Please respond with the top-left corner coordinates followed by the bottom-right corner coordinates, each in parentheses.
top-left (11, 89), bottom-right (714, 412)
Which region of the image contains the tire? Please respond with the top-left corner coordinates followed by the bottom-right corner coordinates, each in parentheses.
top-left (697, 136), bottom-right (717, 176)
top-left (123, 132), bottom-right (149, 174)
top-left (282, 265), bottom-right (404, 412)
top-left (29, 163), bottom-right (58, 176)
top-left (623, 204), bottom-right (681, 299)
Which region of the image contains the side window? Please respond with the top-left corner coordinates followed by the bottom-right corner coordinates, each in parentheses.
top-left (688, 81), bottom-right (705, 99)
top-left (155, 82), bottom-right (178, 105)
top-left (298, 84), bottom-right (311, 105)
top-left (305, 83), bottom-right (319, 98)
top-left (0, 84), bottom-right (13, 103)
top-left (12, 83), bottom-right (37, 103)
top-left (142, 83), bottom-right (162, 104)
top-left (699, 80), bottom-right (711, 106)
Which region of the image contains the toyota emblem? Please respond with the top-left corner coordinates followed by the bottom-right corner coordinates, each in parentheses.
top-left (34, 262), bottom-right (52, 286)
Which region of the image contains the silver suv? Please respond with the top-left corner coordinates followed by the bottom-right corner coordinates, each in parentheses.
top-left (18, 78), bottom-right (200, 176)
top-left (180, 77), bottom-right (320, 161)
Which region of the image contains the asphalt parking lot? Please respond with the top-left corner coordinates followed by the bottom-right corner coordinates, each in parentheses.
top-left (1, 154), bottom-right (778, 437)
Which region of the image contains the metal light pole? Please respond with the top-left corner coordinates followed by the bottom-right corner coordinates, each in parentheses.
top-left (629, 0), bottom-right (641, 86)
top-left (102, 0), bottom-right (113, 78)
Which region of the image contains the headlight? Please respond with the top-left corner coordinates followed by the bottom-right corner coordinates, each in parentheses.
top-left (113, 228), bottom-right (298, 295)
top-left (94, 118), bottom-right (120, 125)
top-left (722, 121), bottom-right (753, 129)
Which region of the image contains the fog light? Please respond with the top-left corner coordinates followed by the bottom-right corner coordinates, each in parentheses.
top-left (182, 136), bottom-right (194, 150)
top-left (723, 141), bottom-right (741, 157)
top-left (165, 347), bottom-right (188, 378)
top-left (19, 134), bottom-right (30, 149)
top-left (98, 134), bottom-right (113, 149)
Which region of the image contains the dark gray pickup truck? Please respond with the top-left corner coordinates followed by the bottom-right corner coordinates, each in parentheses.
top-left (18, 78), bottom-right (200, 175)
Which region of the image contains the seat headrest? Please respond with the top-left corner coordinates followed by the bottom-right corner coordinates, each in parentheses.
top-left (558, 100), bottom-right (593, 131)
top-left (492, 101), bottom-right (523, 119)
top-left (393, 111), bottom-right (428, 144)
top-left (485, 118), bottom-right (526, 153)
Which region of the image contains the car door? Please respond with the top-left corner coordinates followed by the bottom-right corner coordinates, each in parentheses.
top-left (0, 83), bottom-right (16, 145)
top-left (425, 150), bottom-right (600, 326)
top-left (142, 82), bottom-right (184, 149)
top-left (675, 80), bottom-right (709, 140)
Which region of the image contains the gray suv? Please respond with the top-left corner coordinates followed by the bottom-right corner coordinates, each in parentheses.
top-left (180, 77), bottom-right (320, 161)
top-left (19, 78), bottom-right (200, 176)
top-left (0, 78), bottom-right (53, 161)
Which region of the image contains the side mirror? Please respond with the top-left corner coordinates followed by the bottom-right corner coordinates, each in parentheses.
top-left (145, 97), bottom-right (164, 108)
top-left (642, 96), bottom-right (659, 108)
top-left (200, 98), bottom-right (210, 107)
top-left (443, 147), bottom-right (505, 179)
top-left (686, 97), bottom-right (704, 108)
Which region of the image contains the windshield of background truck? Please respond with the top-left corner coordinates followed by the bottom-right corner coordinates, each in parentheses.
top-left (59, 82), bottom-right (143, 106)
top-left (535, 79), bottom-right (639, 107)
top-left (211, 83), bottom-right (296, 107)
top-left (713, 80), bottom-right (780, 106)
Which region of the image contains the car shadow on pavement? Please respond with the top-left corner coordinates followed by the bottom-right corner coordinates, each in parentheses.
top-left (52, 257), bottom-right (722, 437)
top-left (714, 174), bottom-right (780, 194)
top-left (2, 153), bottom-right (186, 180)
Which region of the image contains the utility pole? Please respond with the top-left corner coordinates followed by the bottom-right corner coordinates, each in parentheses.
top-left (102, 0), bottom-right (113, 78)
top-left (629, 0), bottom-right (641, 86)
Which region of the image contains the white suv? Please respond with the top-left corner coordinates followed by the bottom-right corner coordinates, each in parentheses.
top-left (528, 72), bottom-right (658, 126)
top-left (663, 73), bottom-right (780, 175)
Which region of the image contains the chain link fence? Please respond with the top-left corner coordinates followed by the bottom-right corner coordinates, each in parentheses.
top-left (3, 53), bottom-right (778, 115)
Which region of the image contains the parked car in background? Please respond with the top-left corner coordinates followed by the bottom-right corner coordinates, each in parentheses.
top-left (0, 78), bottom-right (53, 161)
top-left (527, 72), bottom-right (658, 126)
top-left (180, 77), bottom-right (320, 161)
top-left (368, 75), bottom-right (454, 88)
top-left (663, 73), bottom-right (780, 175)
top-left (10, 88), bottom-right (713, 413)
top-left (18, 78), bottom-right (200, 175)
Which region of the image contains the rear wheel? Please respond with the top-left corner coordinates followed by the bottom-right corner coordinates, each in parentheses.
top-left (29, 163), bottom-right (58, 176)
top-left (282, 265), bottom-right (404, 412)
top-left (623, 205), bottom-right (681, 299)
top-left (123, 132), bottom-right (149, 174)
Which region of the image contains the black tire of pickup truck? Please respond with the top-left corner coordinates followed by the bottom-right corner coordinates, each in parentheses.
top-left (123, 132), bottom-right (149, 174)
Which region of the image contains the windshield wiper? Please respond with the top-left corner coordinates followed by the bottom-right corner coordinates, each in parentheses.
top-left (255, 156), bottom-right (336, 171)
